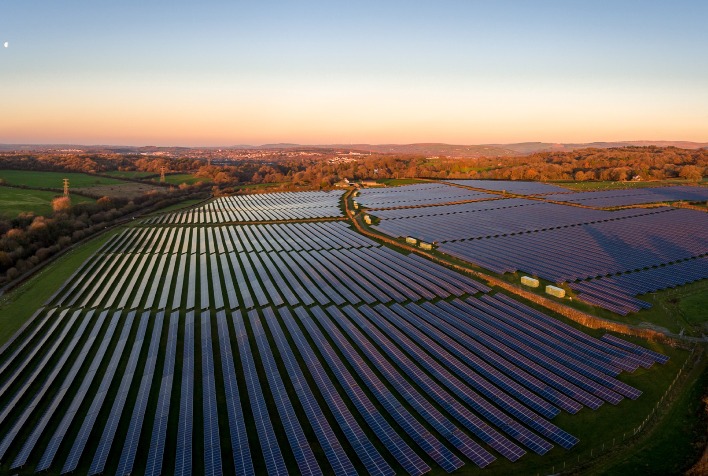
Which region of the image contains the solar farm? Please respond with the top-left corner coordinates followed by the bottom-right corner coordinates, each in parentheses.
top-left (0, 181), bottom-right (700, 475)
top-left (367, 182), bottom-right (708, 316)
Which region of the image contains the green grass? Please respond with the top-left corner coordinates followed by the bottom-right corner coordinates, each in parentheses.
top-left (678, 289), bottom-right (708, 327)
top-left (157, 173), bottom-right (210, 185)
top-left (0, 230), bottom-right (116, 347)
top-left (0, 187), bottom-right (94, 218)
top-left (552, 179), bottom-right (705, 191)
top-left (0, 169), bottom-right (129, 189)
top-left (103, 170), bottom-right (157, 179)
top-left (376, 178), bottom-right (428, 186)
top-left (587, 350), bottom-right (707, 476)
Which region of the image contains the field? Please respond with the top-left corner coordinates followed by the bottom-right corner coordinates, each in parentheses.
top-left (376, 178), bottom-right (429, 186)
top-left (0, 170), bottom-right (127, 189)
top-left (159, 173), bottom-right (210, 185)
top-left (0, 187), bottom-right (94, 218)
top-left (103, 171), bottom-right (158, 179)
top-left (77, 182), bottom-right (166, 199)
top-left (553, 179), bottom-right (707, 191)
top-left (0, 185), bottom-right (701, 476)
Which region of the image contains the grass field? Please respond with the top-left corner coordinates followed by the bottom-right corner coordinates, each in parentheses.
top-left (0, 169), bottom-right (128, 189)
top-left (553, 179), bottom-right (706, 191)
top-left (0, 187), bottom-right (94, 218)
top-left (103, 170), bottom-right (158, 179)
top-left (376, 178), bottom-right (429, 186)
top-left (585, 351), bottom-right (706, 476)
top-left (158, 173), bottom-right (210, 185)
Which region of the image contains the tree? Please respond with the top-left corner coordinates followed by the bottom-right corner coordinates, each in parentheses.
top-left (51, 196), bottom-right (71, 213)
top-left (679, 165), bottom-right (703, 181)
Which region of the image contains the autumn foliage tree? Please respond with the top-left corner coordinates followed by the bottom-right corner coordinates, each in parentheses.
top-left (51, 196), bottom-right (72, 213)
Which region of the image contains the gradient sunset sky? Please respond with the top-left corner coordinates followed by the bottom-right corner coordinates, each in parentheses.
top-left (1, 1), bottom-right (707, 146)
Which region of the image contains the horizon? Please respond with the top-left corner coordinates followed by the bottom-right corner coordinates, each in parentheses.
top-left (2, 1), bottom-right (707, 145)
top-left (1, 139), bottom-right (708, 150)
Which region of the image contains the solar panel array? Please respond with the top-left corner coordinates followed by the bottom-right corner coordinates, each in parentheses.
top-left (0, 191), bottom-right (671, 475)
top-left (355, 183), bottom-right (496, 209)
top-left (569, 256), bottom-right (708, 315)
top-left (362, 184), bottom-right (705, 314)
top-left (44, 221), bottom-right (489, 312)
top-left (145, 190), bottom-right (344, 224)
top-left (372, 200), bottom-right (667, 243)
top-left (543, 185), bottom-right (708, 207)
top-left (438, 208), bottom-right (707, 281)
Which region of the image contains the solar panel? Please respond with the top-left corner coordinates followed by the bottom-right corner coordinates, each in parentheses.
top-left (2, 310), bottom-right (101, 465)
top-left (370, 304), bottom-right (578, 449)
top-left (0, 309), bottom-right (79, 429)
top-left (116, 311), bottom-right (165, 476)
top-left (277, 308), bottom-right (394, 476)
top-left (292, 306), bottom-right (429, 476)
top-left (35, 310), bottom-right (123, 472)
top-left (249, 309), bottom-right (322, 475)
top-left (62, 310), bottom-right (137, 474)
top-left (88, 311), bottom-right (151, 475)
top-left (201, 311), bottom-right (223, 475)
top-left (215, 311), bottom-right (254, 476)
top-left (175, 311), bottom-right (195, 476)
top-left (323, 305), bottom-right (498, 466)
top-left (233, 311), bottom-right (287, 475)
top-left (145, 311), bottom-right (180, 476)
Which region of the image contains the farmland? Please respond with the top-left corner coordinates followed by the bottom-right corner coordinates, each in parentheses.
top-left (0, 170), bottom-right (127, 189)
top-left (0, 181), bottom-right (703, 476)
top-left (0, 170), bottom-right (167, 199)
top-left (0, 187), bottom-right (94, 218)
top-left (159, 173), bottom-right (210, 185)
top-left (103, 171), bottom-right (158, 180)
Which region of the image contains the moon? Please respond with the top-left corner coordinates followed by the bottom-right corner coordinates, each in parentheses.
top-left (3, 42), bottom-right (7, 48)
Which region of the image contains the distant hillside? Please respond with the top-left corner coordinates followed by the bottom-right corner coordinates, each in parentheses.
top-left (270, 141), bottom-right (708, 157)
top-left (486, 141), bottom-right (708, 155)
top-left (1, 140), bottom-right (707, 157)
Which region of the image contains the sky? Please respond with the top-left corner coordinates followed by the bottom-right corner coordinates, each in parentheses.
top-left (1, 0), bottom-right (707, 146)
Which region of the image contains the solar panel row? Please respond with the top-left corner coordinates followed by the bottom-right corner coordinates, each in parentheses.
top-left (62, 310), bottom-right (137, 474)
top-left (202, 311), bottom-right (223, 476)
top-left (34, 310), bottom-right (123, 472)
top-left (234, 310), bottom-right (288, 475)
top-left (175, 311), bottom-right (195, 476)
top-left (215, 310), bottom-right (254, 476)
top-left (88, 311), bottom-right (151, 475)
top-left (276, 308), bottom-right (394, 476)
top-left (116, 311), bottom-right (165, 476)
top-left (145, 311), bottom-right (179, 476)
top-left (250, 310), bottom-right (322, 475)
